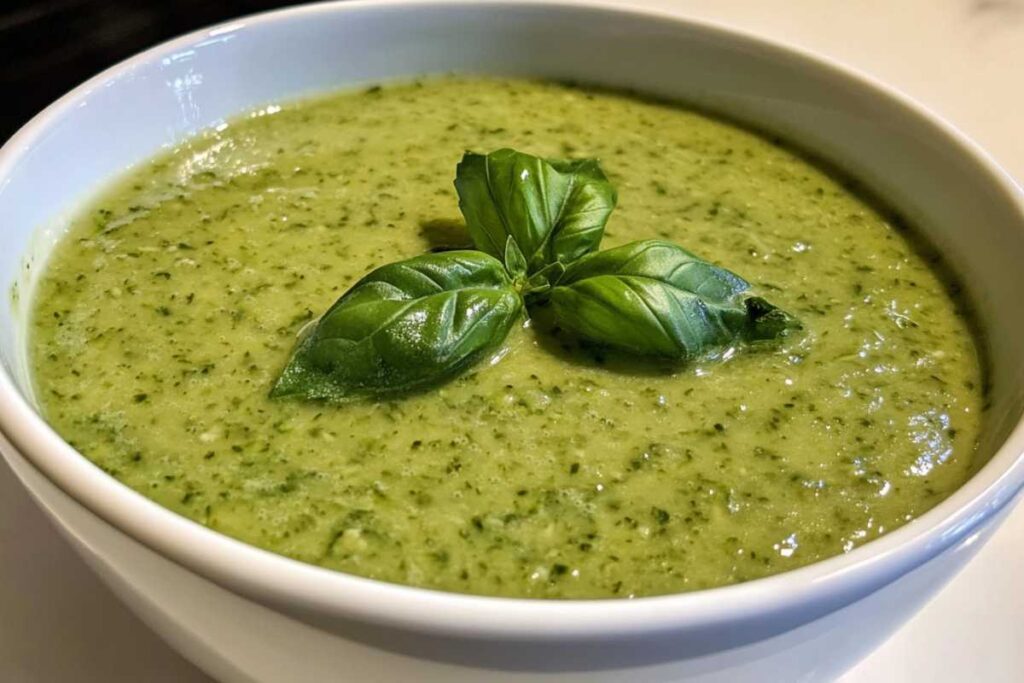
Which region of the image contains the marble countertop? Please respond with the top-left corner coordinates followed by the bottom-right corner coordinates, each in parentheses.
top-left (2, 1), bottom-right (1022, 680)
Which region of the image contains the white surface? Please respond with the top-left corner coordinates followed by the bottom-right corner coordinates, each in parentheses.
top-left (1, 0), bottom-right (1022, 680)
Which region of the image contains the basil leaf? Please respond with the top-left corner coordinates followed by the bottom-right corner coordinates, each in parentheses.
top-left (271, 251), bottom-right (522, 401)
top-left (454, 149), bottom-right (617, 273)
top-left (549, 240), bottom-right (799, 358)
top-left (503, 235), bottom-right (528, 279)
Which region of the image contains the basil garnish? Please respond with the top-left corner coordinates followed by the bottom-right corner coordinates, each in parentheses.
top-left (549, 241), bottom-right (800, 358)
top-left (272, 147), bottom-right (799, 402)
top-left (270, 251), bottom-right (522, 401)
top-left (455, 149), bottom-right (617, 274)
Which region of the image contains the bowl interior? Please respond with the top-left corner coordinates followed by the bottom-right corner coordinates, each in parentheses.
top-left (0, 0), bottom-right (1022, 636)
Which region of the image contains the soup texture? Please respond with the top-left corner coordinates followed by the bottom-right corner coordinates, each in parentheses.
top-left (30, 79), bottom-right (984, 598)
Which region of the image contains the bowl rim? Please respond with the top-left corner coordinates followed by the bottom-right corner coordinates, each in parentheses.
top-left (1, 0), bottom-right (1023, 639)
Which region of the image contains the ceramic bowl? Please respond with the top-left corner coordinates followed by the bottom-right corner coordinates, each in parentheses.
top-left (1, 2), bottom-right (1023, 680)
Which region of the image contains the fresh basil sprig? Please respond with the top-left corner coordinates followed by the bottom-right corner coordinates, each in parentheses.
top-left (270, 251), bottom-right (522, 401)
top-left (455, 149), bottom-right (617, 276)
top-left (548, 240), bottom-right (800, 358)
top-left (271, 147), bottom-right (799, 403)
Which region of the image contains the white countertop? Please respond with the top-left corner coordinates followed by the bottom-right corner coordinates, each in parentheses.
top-left (2, 1), bottom-right (1022, 680)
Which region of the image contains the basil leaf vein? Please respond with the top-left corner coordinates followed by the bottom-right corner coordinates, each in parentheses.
top-left (271, 251), bottom-right (522, 401)
top-left (549, 240), bottom-right (799, 358)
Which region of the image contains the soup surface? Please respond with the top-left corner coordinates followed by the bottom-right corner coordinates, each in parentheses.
top-left (30, 79), bottom-right (984, 598)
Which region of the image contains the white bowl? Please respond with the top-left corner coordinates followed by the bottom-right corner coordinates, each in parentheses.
top-left (1, 1), bottom-right (1023, 680)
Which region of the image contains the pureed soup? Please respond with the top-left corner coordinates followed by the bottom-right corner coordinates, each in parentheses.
top-left (30, 79), bottom-right (984, 599)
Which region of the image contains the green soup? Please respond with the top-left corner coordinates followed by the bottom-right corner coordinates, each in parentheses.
top-left (29, 79), bottom-right (984, 598)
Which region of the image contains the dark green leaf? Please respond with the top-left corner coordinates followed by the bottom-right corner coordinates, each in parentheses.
top-left (270, 251), bottom-right (522, 401)
top-left (454, 149), bottom-right (617, 273)
top-left (503, 235), bottom-right (528, 279)
top-left (549, 240), bottom-right (799, 358)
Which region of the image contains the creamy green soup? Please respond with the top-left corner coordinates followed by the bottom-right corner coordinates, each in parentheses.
top-left (30, 79), bottom-right (984, 598)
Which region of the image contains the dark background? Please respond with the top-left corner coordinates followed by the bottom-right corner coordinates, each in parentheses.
top-left (1, 0), bottom-right (304, 142)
